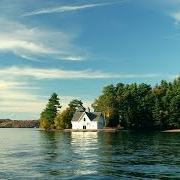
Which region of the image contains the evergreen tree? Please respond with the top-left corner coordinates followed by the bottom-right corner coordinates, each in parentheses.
top-left (92, 76), bottom-right (180, 130)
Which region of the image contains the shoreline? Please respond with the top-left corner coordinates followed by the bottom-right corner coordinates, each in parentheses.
top-left (38, 128), bottom-right (180, 132)
top-left (162, 129), bottom-right (180, 132)
top-left (38, 128), bottom-right (121, 132)
top-left (64, 128), bottom-right (120, 132)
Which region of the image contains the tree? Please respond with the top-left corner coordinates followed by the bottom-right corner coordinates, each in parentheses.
top-left (68, 99), bottom-right (85, 112)
top-left (169, 95), bottom-right (180, 129)
top-left (54, 99), bottom-right (85, 129)
top-left (39, 93), bottom-right (61, 130)
top-left (92, 76), bottom-right (180, 130)
top-left (92, 85), bottom-right (119, 127)
top-left (54, 108), bottom-right (73, 129)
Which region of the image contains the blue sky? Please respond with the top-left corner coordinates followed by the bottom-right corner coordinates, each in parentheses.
top-left (0, 0), bottom-right (180, 119)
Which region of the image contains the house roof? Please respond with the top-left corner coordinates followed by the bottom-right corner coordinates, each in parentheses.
top-left (71, 111), bottom-right (102, 122)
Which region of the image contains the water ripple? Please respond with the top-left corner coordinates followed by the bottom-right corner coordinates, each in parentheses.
top-left (0, 129), bottom-right (179, 179)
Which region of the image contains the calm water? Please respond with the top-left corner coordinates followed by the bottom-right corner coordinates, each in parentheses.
top-left (0, 129), bottom-right (179, 179)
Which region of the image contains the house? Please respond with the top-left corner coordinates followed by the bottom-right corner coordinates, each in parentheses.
top-left (71, 110), bottom-right (105, 130)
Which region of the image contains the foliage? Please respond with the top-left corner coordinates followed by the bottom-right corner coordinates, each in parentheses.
top-left (54, 108), bottom-right (73, 129)
top-left (92, 85), bottom-right (119, 127)
top-left (68, 99), bottom-right (85, 112)
top-left (39, 93), bottom-right (61, 130)
top-left (92, 77), bottom-right (180, 130)
top-left (54, 99), bottom-right (85, 129)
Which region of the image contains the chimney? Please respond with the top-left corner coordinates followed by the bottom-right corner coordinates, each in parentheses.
top-left (87, 107), bottom-right (90, 113)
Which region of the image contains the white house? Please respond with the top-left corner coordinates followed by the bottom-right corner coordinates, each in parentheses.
top-left (71, 111), bottom-right (105, 130)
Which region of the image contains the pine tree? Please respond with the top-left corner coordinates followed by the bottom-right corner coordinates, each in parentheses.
top-left (39, 93), bottom-right (61, 130)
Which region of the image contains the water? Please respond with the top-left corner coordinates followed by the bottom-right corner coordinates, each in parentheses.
top-left (0, 129), bottom-right (179, 179)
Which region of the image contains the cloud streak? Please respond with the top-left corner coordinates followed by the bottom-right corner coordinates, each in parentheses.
top-left (0, 66), bottom-right (161, 80)
top-left (0, 18), bottom-right (85, 61)
top-left (23, 1), bottom-right (123, 17)
top-left (0, 89), bottom-right (46, 113)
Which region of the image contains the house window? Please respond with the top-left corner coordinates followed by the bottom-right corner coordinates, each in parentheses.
top-left (83, 126), bottom-right (86, 129)
top-left (84, 118), bottom-right (85, 121)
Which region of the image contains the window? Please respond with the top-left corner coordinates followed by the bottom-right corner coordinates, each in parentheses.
top-left (83, 126), bottom-right (86, 129)
top-left (84, 118), bottom-right (85, 121)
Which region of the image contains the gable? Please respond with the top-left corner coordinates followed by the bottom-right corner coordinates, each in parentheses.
top-left (79, 113), bottom-right (91, 123)
top-left (71, 111), bottom-right (104, 122)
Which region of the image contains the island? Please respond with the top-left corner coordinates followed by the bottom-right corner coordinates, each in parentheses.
top-left (39, 77), bottom-right (180, 132)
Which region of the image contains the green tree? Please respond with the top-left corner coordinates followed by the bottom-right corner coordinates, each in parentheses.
top-left (169, 95), bottom-right (180, 129)
top-left (92, 85), bottom-right (119, 127)
top-left (54, 108), bottom-right (73, 129)
top-left (54, 99), bottom-right (85, 129)
top-left (40, 93), bottom-right (61, 130)
top-left (93, 76), bottom-right (180, 130)
top-left (68, 99), bottom-right (85, 112)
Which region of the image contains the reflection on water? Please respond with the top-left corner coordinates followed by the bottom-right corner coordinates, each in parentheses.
top-left (71, 132), bottom-right (98, 176)
top-left (0, 129), bottom-right (179, 179)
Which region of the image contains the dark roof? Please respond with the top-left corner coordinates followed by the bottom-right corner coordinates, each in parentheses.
top-left (71, 111), bottom-right (102, 121)
top-left (71, 112), bottom-right (83, 122)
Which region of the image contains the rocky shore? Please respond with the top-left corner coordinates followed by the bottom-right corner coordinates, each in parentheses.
top-left (0, 119), bottom-right (39, 128)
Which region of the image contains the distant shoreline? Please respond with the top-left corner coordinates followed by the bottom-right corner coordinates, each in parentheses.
top-left (162, 129), bottom-right (180, 132)
top-left (0, 119), bottom-right (39, 128)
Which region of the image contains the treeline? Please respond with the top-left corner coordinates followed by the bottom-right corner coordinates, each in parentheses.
top-left (39, 93), bottom-right (85, 130)
top-left (92, 77), bottom-right (180, 130)
top-left (0, 119), bottom-right (39, 128)
top-left (40, 77), bottom-right (180, 131)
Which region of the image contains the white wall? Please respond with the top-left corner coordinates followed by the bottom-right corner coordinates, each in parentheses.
top-left (72, 113), bottom-right (98, 130)
top-left (97, 116), bottom-right (105, 129)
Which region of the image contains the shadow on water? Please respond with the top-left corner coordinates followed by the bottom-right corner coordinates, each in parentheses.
top-left (36, 130), bottom-right (180, 179)
top-left (39, 131), bottom-right (59, 161)
top-left (38, 131), bottom-right (73, 177)
top-left (94, 131), bottom-right (180, 179)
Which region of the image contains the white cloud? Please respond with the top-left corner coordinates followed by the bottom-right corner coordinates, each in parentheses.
top-left (0, 18), bottom-right (85, 61)
top-left (0, 88), bottom-right (45, 113)
top-left (0, 77), bottom-right (92, 115)
top-left (0, 102), bottom-right (44, 113)
top-left (0, 66), bottom-right (161, 80)
top-left (170, 11), bottom-right (180, 24)
top-left (0, 89), bottom-right (91, 114)
top-left (0, 80), bottom-right (23, 90)
top-left (23, 2), bottom-right (122, 17)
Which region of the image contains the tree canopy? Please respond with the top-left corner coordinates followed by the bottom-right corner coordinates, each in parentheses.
top-left (54, 99), bottom-right (85, 129)
top-left (39, 93), bottom-right (61, 130)
top-left (92, 77), bottom-right (180, 130)
top-left (39, 77), bottom-right (180, 131)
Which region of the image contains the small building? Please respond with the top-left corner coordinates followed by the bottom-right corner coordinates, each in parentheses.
top-left (71, 111), bottom-right (105, 130)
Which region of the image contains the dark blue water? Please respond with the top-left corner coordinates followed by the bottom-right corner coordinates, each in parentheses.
top-left (0, 129), bottom-right (179, 179)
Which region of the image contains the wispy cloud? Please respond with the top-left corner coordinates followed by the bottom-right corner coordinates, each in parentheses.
top-left (0, 86), bottom-right (91, 114)
top-left (23, 1), bottom-right (123, 17)
top-left (0, 66), bottom-right (161, 80)
top-left (0, 93), bottom-right (91, 114)
top-left (0, 66), bottom-right (119, 79)
top-left (0, 89), bottom-right (46, 113)
top-left (0, 80), bottom-right (24, 90)
top-left (0, 18), bottom-right (85, 61)
top-left (170, 11), bottom-right (180, 24)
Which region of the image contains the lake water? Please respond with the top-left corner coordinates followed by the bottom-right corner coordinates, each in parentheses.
top-left (0, 129), bottom-right (179, 179)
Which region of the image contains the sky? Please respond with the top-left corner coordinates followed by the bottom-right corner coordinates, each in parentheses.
top-left (0, 0), bottom-right (180, 119)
